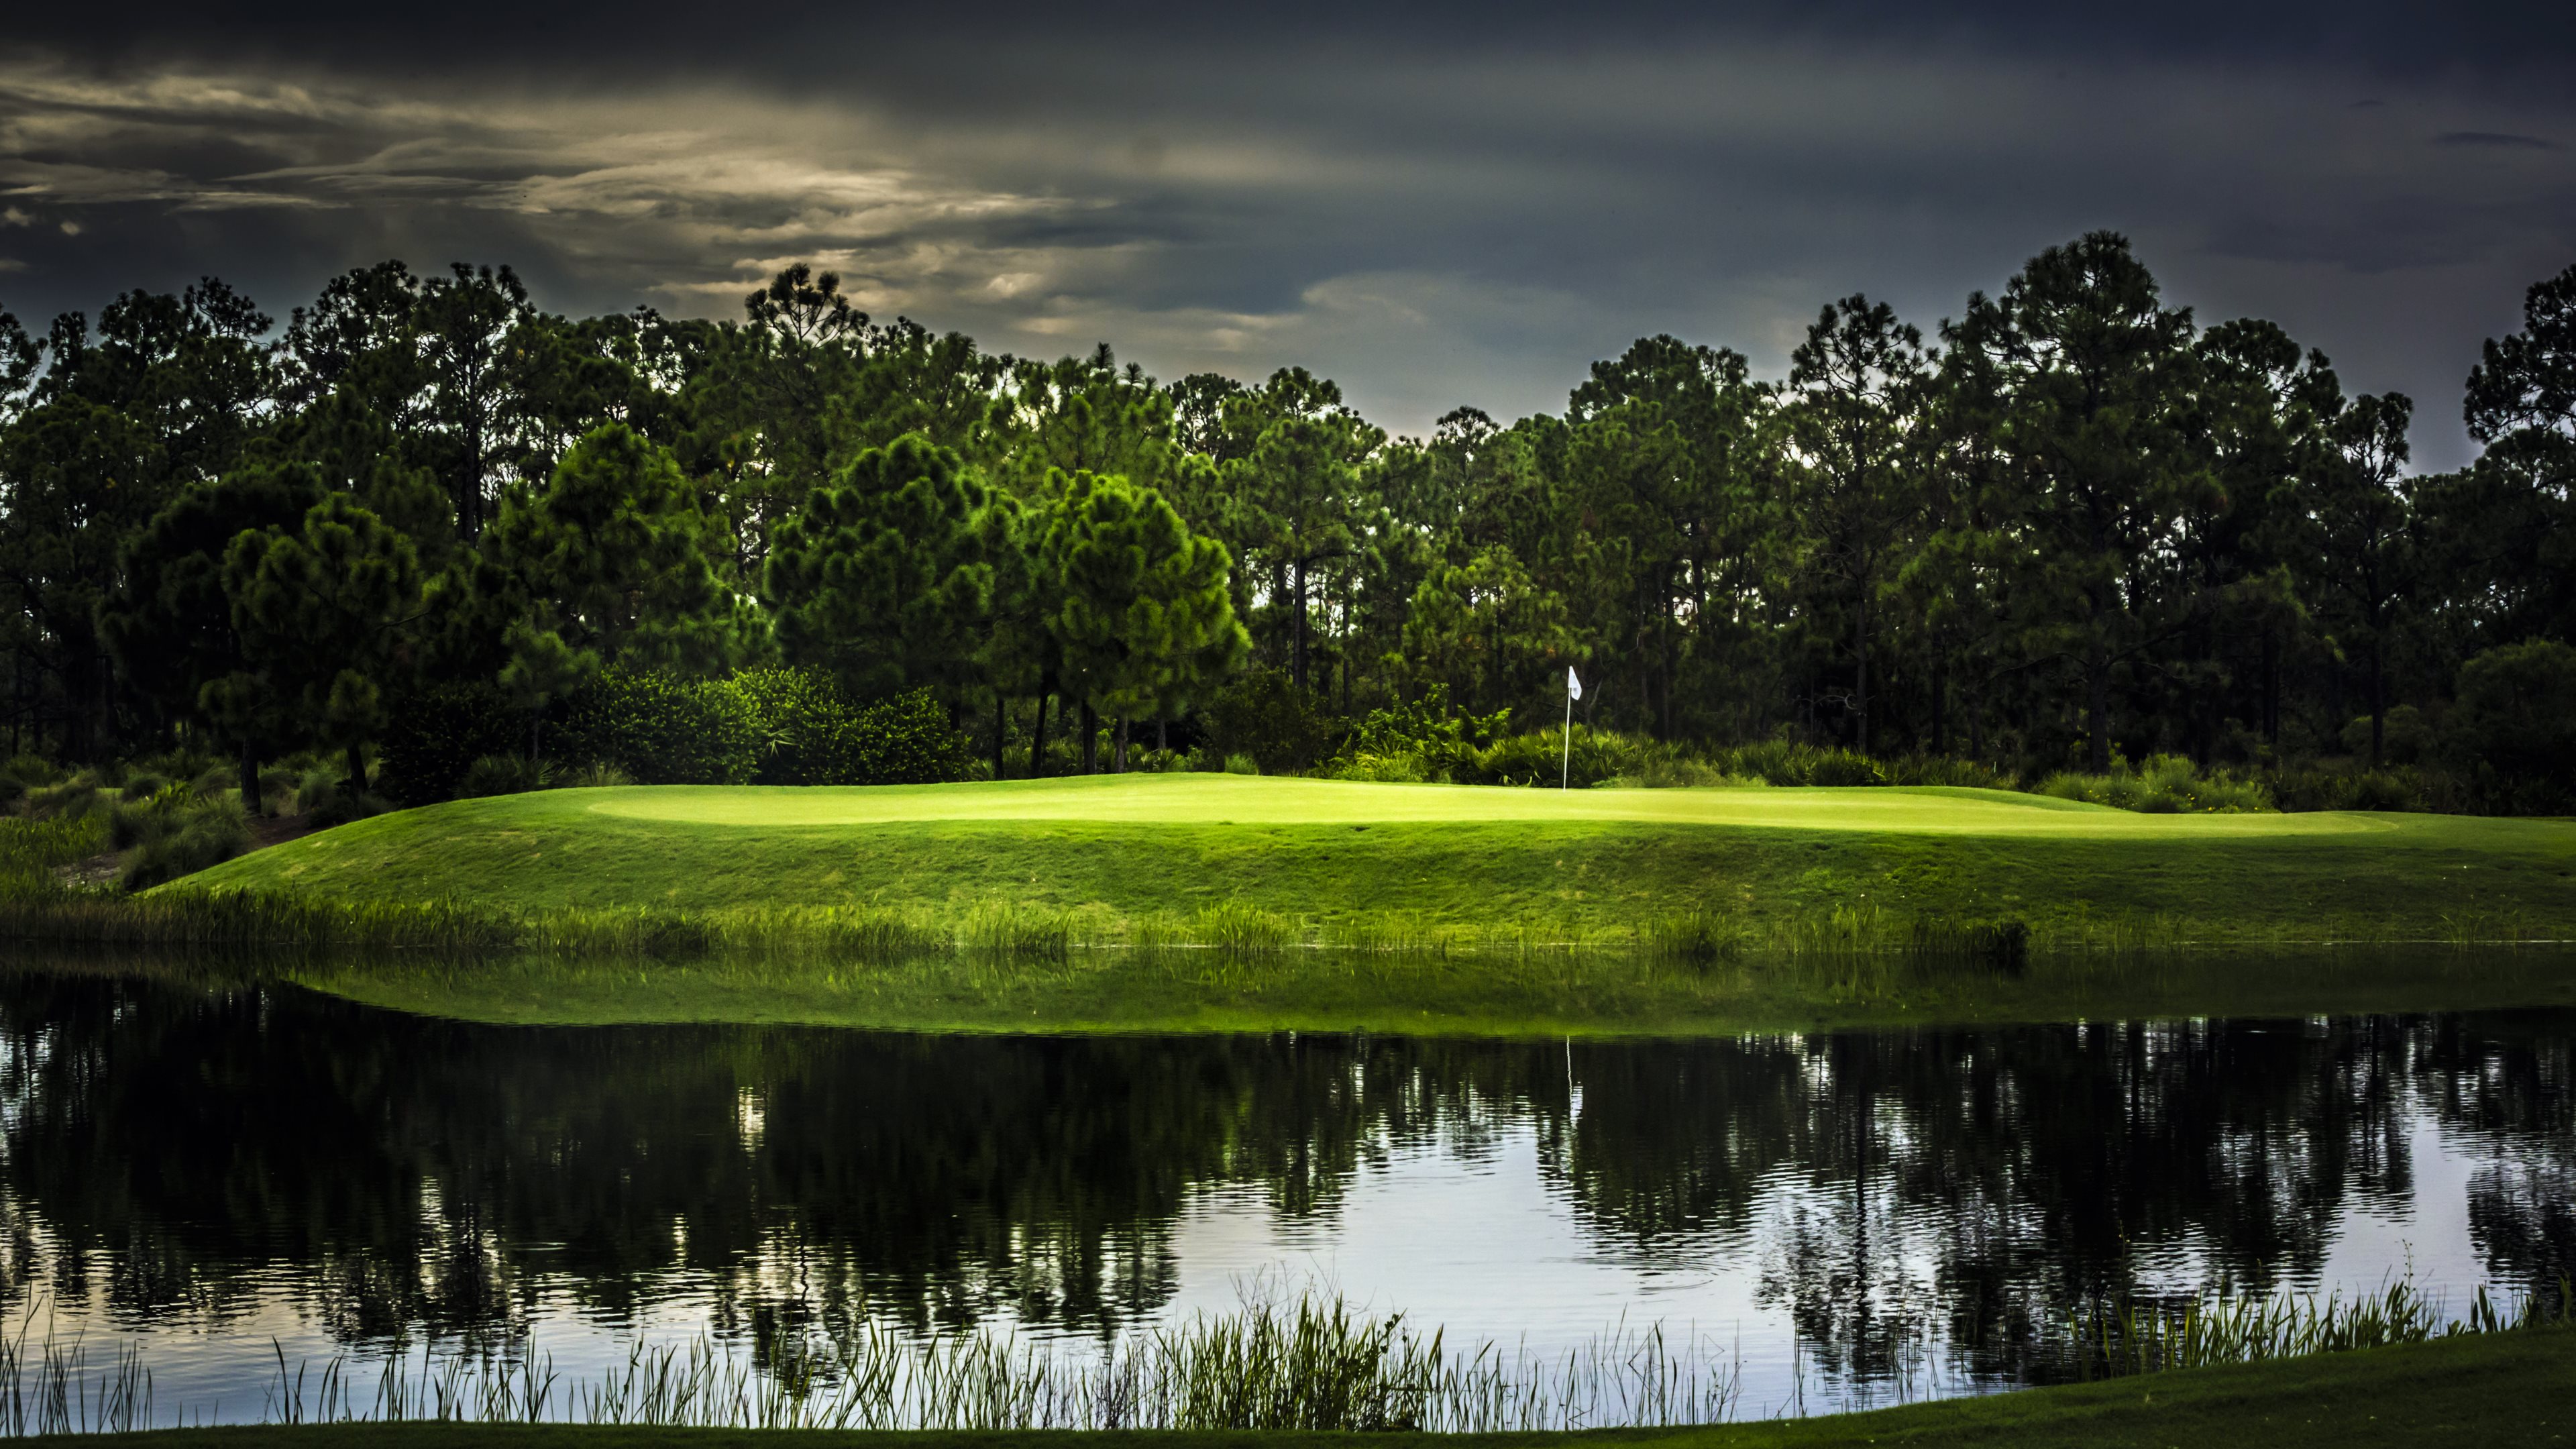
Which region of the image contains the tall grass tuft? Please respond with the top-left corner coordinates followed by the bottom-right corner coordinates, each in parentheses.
top-left (2068, 1275), bottom-right (2572, 1381)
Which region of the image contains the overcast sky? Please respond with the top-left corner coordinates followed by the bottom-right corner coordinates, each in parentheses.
top-left (3, 3), bottom-right (2570, 468)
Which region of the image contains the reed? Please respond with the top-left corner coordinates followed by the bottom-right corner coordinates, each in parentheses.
top-left (2067, 1275), bottom-right (2573, 1380)
top-left (0, 1279), bottom-right (2565, 1436)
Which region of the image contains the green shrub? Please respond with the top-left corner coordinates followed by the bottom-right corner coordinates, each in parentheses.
top-left (119, 797), bottom-right (250, 892)
top-left (2, 755), bottom-right (60, 788)
top-left (293, 768), bottom-right (390, 826)
top-left (1326, 751), bottom-right (1430, 783)
top-left (555, 667), bottom-right (761, 786)
top-left (1224, 753), bottom-right (1259, 775)
top-left (1882, 755), bottom-right (2019, 790)
top-left (2038, 753), bottom-right (2274, 813)
top-left (1605, 755), bottom-right (1754, 788)
top-left (2269, 763), bottom-right (2447, 813)
top-left (460, 754), bottom-right (554, 798)
top-left (2453, 639), bottom-right (2576, 813)
top-left (1326, 686), bottom-right (1508, 783)
top-left (1708, 739), bottom-right (1892, 787)
top-left (1205, 667), bottom-right (1343, 773)
top-left (1458, 725), bottom-right (1637, 787)
top-left (2337, 703), bottom-right (2437, 765)
top-left (0, 812), bottom-right (109, 881)
top-left (559, 762), bottom-right (633, 789)
top-left (733, 669), bottom-right (970, 786)
top-left (22, 777), bottom-right (105, 820)
top-left (376, 680), bottom-right (525, 806)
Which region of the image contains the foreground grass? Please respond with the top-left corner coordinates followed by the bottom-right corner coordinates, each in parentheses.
top-left (186, 776), bottom-right (2576, 949)
top-left (29, 1330), bottom-right (2576, 1447)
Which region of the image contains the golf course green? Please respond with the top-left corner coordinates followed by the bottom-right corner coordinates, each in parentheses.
top-left (193, 775), bottom-right (2575, 942)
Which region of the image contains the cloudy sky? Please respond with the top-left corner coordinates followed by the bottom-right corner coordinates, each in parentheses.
top-left (3, 2), bottom-right (2570, 468)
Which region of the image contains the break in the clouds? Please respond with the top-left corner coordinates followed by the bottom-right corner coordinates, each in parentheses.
top-left (2, 3), bottom-right (2572, 468)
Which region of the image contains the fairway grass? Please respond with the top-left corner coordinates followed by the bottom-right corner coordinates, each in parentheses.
top-left (25, 1328), bottom-right (2576, 1448)
top-left (186, 776), bottom-right (2576, 947)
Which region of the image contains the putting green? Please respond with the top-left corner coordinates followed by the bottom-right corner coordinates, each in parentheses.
top-left (584, 774), bottom-right (2398, 838)
top-left (179, 773), bottom-right (2576, 959)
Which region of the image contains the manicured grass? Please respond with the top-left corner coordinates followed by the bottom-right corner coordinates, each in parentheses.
top-left (30, 1326), bottom-right (2576, 1447)
top-left (189, 776), bottom-right (2576, 947)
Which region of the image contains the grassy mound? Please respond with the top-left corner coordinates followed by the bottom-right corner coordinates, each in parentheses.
top-left (184, 776), bottom-right (2576, 948)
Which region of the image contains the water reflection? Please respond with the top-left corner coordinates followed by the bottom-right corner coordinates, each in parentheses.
top-left (0, 968), bottom-right (2565, 1406)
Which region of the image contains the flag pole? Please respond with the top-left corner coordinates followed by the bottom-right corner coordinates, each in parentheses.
top-left (1562, 670), bottom-right (1574, 790)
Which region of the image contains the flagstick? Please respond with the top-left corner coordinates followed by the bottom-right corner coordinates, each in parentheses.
top-left (1562, 688), bottom-right (1572, 790)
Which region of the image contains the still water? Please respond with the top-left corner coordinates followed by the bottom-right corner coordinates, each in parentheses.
top-left (0, 967), bottom-right (2567, 1422)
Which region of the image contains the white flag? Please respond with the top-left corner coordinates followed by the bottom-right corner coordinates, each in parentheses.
top-left (1567, 667), bottom-right (1582, 700)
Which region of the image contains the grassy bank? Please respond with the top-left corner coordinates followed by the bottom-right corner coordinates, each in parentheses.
top-left (179, 776), bottom-right (2576, 951)
top-left (23, 1328), bottom-right (2576, 1447)
top-left (274, 943), bottom-right (2576, 1037)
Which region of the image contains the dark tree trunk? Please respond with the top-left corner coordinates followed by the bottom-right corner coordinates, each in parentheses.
top-left (1081, 700), bottom-right (1098, 774)
top-left (993, 694), bottom-right (1008, 780)
top-left (240, 738), bottom-right (262, 814)
top-left (345, 743), bottom-right (366, 792)
top-left (1157, 717), bottom-right (1168, 755)
top-left (1028, 690), bottom-right (1051, 778)
top-left (1291, 559), bottom-right (1309, 692)
top-left (2261, 629), bottom-right (2281, 747)
top-left (2369, 641), bottom-right (2385, 766)
top-left (1931, 653), bottom-right (1947, 757)
top-left (1854, 591), bottom-right (1871, 756)
top-left (2085, 625), bottom-right (2112, 773)
top-left (1115, 716), bottom-right (1129, 773)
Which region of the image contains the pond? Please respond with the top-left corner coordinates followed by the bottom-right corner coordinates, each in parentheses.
top-left (0, 963), bottom-right (2567, 1428)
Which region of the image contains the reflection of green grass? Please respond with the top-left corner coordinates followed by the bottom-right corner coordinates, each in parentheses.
top-left (182, 777), bottom-right (2576, 950)
top-left (292, 945), bottom-right (2576, 1037)
top-left (52, 1326), bottom-right (2576, 1446)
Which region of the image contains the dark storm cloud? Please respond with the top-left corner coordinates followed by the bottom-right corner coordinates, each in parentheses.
top-left (2435, 131), bottom-right (2561, 150)
top-left (3, 2), bottom-right (2573, 467)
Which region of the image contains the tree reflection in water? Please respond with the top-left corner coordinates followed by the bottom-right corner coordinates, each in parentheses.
top-left (0, 970), bottom-right (2563, 1395)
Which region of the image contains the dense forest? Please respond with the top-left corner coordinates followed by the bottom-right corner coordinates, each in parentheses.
top-left (3, 230), bottom-right (2572, 824)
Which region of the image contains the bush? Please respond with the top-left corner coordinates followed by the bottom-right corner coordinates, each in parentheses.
top-left (1324, 687), bottom-right (1508, 784)
top-left (460, 754), bottom-right (553, 798)
top-left (1712, 739), bottom-right (1889, 787)
top-left (1457, 725), bottom-right (1638, 788)
top-left (2, 755), bottom-right (60, 789)
top-left (2270, 763), bottom-right (2441, 813)
top-left (559, 762), bottom-right (633, 789)
top-left (1881, 755), bottom-right (2019, 790)
top-left (119, 797), bottom-right (250, 892)
top-left (555, 667), bottom-right (761, 786)
top-left (733, 669), bottom-right (970, 786)
top-left (22, 776), bottom-right (105, 821)
top-left (2337, 703), bottom-right (2438, 765)
top-left (1224, 753), bottom-right (1259, 775)
top-left (376, 680), bottom-right (525, 806)
top-left (2453, 639), bottom-right (2576, 813)
top-left (1205, 667), bottom-right (1344, 774)
top-left (293, 767), bottom-right (390, 826)
top-left (2037, 753), bottom-right (2274, 813)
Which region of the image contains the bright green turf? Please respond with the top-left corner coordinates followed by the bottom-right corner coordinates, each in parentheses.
top-left (189, 775), bottom-right (2576, 945)
top-left (30, 1328), bottom-right (2576, 1447)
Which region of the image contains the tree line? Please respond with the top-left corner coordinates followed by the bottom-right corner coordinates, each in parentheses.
top-left (3, 232), bottom-right (2571, 804)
